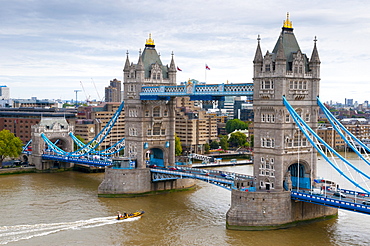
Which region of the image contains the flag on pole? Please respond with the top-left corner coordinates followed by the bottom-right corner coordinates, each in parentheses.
top-left (177, 66), bottom-right (182, 71)
top-left (205, 64), bottom-right (210, 70)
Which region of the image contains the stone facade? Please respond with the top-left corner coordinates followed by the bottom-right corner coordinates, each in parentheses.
top-left (30, 117), bottom-right (74, 169)
top-left (226, 14), bottom-right (337, 230)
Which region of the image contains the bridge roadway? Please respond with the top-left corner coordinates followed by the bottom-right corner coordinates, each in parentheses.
top-left (151, 167), bottom-right (370, 215)
top-left (40, 154), bottom-right (370, 215)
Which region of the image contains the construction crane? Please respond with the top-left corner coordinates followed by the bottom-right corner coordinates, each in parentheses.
top-left (74, 90), bottom-right (81, 106)
top-left (91, 78), bottom-right (102, 102)
top-left (80, 81), bottom-right (91, 103)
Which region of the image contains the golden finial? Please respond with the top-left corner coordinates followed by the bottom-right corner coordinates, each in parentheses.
top-left (283, 12), bottom-right (293, 29)
top-left (146, 33), bottom-right (155, 46)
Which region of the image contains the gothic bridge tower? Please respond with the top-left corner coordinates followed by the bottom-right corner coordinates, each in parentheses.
top-left (123, 34), bottom-right (177, 169)
top-left (227, 14), bottom-right (337, 230)
top-left (99, 35), bottom-right (194, 196)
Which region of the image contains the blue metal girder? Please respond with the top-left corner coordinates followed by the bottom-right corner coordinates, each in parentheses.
top-left (140, 83), bottom-right (253, 100)
top-left (291, 191), bottom-right (370, 215)
top-left (42, 154), bottom-right (111, 167)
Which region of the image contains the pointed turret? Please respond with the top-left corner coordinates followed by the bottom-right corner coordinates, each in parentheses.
top-left (168, 51), bottom-right (177, 84)
top-left (136, 49), bottom-right (144, 82)
top-left (253, 35), bottom-right (263, 63)
top-left (123, 50), bottom-right (130, 72)
top-left (309, 36), bottom-right (321, 78)
top-left (274, 35), bottom-right (286, 75)
top-left (310, 36), bottom-right (320, 63)
top-left (253, 35), bottom-right (263, 77)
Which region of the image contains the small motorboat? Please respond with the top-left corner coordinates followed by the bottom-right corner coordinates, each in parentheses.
top-left (116, 211), bottom-right (145, 220)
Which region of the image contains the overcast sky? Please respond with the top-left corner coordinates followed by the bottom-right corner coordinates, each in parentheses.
top-left (1, 0), bottom-right (370, 104)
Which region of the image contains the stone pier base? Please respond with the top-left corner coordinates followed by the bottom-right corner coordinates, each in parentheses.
top-left (98, 168), bottom-right (195, 197)
top-left (226, 190), bottom-right (338, 230)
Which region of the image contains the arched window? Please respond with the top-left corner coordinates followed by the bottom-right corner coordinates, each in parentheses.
top-left (153, 107), bottom-right (160, 117)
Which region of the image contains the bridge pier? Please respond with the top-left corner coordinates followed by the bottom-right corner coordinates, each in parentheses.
top-left (226, 190), bottom-right (338, 230)
top-left (98, 168), bottom-right (195, 197)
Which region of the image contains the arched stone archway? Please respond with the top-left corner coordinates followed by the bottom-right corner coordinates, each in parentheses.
top-left (147, 147), bottom-right (165, 167)
top-left (287, 161), bottom-right (311, 189)
top-left (30, 117), bottom-right (74, 169)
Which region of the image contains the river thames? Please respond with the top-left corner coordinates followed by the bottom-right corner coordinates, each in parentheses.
top-left (1, 154), bottom-right (369, 245)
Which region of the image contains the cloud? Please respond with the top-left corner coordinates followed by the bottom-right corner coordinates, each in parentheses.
top-left (0, 0), bottom-right (369, 103)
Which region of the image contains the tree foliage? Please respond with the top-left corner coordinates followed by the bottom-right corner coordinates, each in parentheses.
top-left (209, 140), bottom-right (219, 149)
top-left (219, 135), bottom-right (228, 151)
top-left (228, 132), bottom-right (247, 148)
top-left (0, 130), bottom-right (23, 167)
top-left (175, 135), bottom-right (182, 156)
top-left (204, 143), bottom-right (210, 154)
top-left (225, 119), bottom-right (249, 134)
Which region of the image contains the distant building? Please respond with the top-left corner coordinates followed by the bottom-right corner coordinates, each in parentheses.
top-left (0, 86), bottom-right (10, 100)
top-left (105, 78), bottom-right (122, 102)
top-left (13, 97), bottom-right (58, 108)
top-left (75, 102), bottom-right (125, 148)
top-left (175, 97), bottom-right (218, 154)
top-left (0, 107), bottom-right (76, 143)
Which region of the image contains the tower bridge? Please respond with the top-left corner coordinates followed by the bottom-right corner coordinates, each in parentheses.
top-left (28, 15), bottom-right (370, 230)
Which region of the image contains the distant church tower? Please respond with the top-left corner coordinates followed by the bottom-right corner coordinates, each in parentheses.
top-left (227, 14), bottom-right (336, 230)
top-left (123, 34), bottom-right (177, 168)
top-left (252, 13), bottom-right (321, 191)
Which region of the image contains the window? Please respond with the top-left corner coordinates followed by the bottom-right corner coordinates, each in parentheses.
top-left (261, 114), bottom-right (265, 122)
top-left (265, 64), bottom-right (270, 72)
top-left (156, 73), bottom-right (161, 80)
top-left (153, 107), bottom-right (160, 117)
top-left (161, 129), bottom-right (166, 135)
top-left (147, 129), bottom-right (152, 136)
top-left (129, 84), bottom-right (134, 92)
top-left (286, 114), bottom-right (290, 122)
top-left (164, 110), bottom-right (168, 117)
top-left (305, 114), bottom-right (310, 121)
top-left (153, 126), bottom-right (160, 135)
top-left (145, 111), bottom-right (149, 117)
top-left (299, 65), bottom-right (303, 74)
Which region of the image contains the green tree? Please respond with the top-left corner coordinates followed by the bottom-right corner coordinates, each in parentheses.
top-left (209, 140), bottom-right (219, 149)
top-left (204, 143), bottom-right (210, 154)
top-left (175, 135), bottom-right (182, 156)
top-left (228, 132), bottom-right (247, 148)
top-left (73, 135), bottom-right (86, 151)
top-left (225, 119), bottom-right (249, 134)
top-left (219, 135), bottom-right (228, 151)
top-left (0, 130), bottom-right (23, 167)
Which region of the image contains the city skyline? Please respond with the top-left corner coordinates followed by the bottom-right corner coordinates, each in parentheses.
top-left (1, 0), bottom-right (370, 103)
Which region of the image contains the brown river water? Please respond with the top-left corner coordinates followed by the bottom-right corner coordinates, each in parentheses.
top-left (0, 154), bottom-right (369, 245)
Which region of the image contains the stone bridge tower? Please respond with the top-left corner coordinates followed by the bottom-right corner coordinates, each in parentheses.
top-left (98, 35), bottom-right (194, 196)
top-left (227, 14), bottom-right (337, 230)
top-left (30, 117), bottom-right (74, 170)
top-left (123, 34), bottom-right (177, 169)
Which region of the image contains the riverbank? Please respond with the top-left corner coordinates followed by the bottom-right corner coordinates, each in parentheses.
top-left (0, 166), bottom-right (37, 175)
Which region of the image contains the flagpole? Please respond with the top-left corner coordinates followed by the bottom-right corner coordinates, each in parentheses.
top-left (205, 64), bottom-right (207, 83)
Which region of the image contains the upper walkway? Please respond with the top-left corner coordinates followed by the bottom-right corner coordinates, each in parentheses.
top-left (140, 83), bottom-right (253, 100)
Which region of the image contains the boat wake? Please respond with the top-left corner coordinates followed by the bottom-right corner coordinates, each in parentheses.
top-left (0, 216), bottom-right (140, 245)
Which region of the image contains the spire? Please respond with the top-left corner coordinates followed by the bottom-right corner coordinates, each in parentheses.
top-left (275, 35), bottom-right (286, 61)
top-left (124, 50), bottom-right (130, 71)
top-left (283, 12), bottom-right (293, 30)
top-left (310, 36), bottom-right (320, 63)
top-left (169, 51), bottom-right (176, 71)
top-left (145, 33), bottom-right (155, 48)
top-left (253, 35), bottom-right (263, 63)
top-left (137, 49), bottom-right (144, 71)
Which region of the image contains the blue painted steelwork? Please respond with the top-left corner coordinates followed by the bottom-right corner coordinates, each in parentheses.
top-left (140, 83), bottom-right (253, 100)
top-left (41, 101), bottom-right (124, 157)
top-left (42, 154), bottom-right (112, 166)
top-left (69, 133), bottom-right (125, 156)
top-left (291, 191), bottom-right (370, 215)
top-left (283, 97), bottom-right (370, 194)
top-left (22, 139), bottom-right (32, 153)
top-left (150, 167), bottom-right (253, 191)
top-left (317, 98), bottom-right (370, 164)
